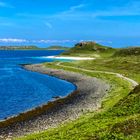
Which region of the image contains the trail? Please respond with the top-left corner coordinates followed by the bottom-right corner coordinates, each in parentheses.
top-left (56, 63), bottom-right (139, 87)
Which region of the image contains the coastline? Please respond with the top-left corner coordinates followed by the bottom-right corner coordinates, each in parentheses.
top-left (43, 56), bottom-right (96, 60)
top-left (0, 64), bottom-right (109, 139)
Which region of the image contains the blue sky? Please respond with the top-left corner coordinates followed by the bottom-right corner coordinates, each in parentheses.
top-left (0, 0), bottom-right (140, 47)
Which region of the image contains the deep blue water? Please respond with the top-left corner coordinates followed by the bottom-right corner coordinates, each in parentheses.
top-left (0, 50), bottom-right (76, 120)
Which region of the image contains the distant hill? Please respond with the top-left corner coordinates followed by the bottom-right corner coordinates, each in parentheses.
top-left (62, 42), bottom-right (115, 56)
top-left (0, 46), bottom-right (43, 50)
top-left (114, 47), bottom-right (140, 56)
top-left (0, 45), bottom-right (70, 50)
top-left (73, 42), bottom-right (112, 51)
top-left (46, 46), bottom-right (70, 50)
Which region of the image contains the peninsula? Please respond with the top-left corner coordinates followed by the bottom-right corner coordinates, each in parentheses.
top-left (0, 42), bottom-right (140, 140)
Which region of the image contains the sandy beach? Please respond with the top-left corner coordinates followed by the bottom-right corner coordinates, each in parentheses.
top-left (0, 64), bottom-right (109, 139)
top-left (42, 56), bottom-right (96, 60)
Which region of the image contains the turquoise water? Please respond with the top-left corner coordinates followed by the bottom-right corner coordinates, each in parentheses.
top-left (0, 50), bottom-right (76, 120)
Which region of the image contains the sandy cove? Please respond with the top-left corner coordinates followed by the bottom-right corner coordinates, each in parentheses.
top-left (0, 64), bottom-right (109, 139)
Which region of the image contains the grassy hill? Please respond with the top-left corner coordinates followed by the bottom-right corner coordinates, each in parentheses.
top-left (46, 46), bottom-right (70, 50)
top-left (0, 45), bottom-right (70, 50)
top-left (62, 42), bottom-right (116, 57)
top-left (0, 46), bottom-right (41, 50)
top-left (114, 47), bottom-right (140, 56)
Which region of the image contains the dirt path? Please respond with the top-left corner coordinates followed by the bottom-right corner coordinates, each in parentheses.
top-left (56, 63), bottom-right (139, 87)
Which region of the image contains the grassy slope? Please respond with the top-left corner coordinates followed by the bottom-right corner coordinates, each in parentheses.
top-left (60, 56), bottom-right (140, 83)
top-left (61, 42), bottom-right (116, 57)
top-left (114, 47), bottom-right (140, 56)
top-left (17, 84), bottom-right (140, 140)
top-left (15, 44), bottom-right (140, 140)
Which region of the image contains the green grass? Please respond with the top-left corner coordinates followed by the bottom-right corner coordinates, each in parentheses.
top-left (114, 47), bottom-right (140, 56)
top-left (61, 42), bottom-right (116, 58)
top-left (59, 56), bottom-right (140, 83)
top-left (14, 45), bottom-right (140, 140)
top-left (43, 62), bottom-right (133, 110)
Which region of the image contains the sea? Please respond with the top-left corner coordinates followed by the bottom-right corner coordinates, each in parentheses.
top-left (0, 50), bottom-right (76, 120)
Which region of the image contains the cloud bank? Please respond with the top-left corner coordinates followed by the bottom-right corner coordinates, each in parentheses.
top-left (0, 38), bottom-right (112, 45)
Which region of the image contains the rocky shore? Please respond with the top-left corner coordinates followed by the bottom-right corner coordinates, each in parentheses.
top-left (0, 64), bottom-right (110, 139)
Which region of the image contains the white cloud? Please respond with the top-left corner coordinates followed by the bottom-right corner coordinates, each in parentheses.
top-left (16, 4), bottom-right (87, 20)
top-left (0, 38), bottom-right (113, 45)
top-left (46, 1), bottom-right (140, 20)
top-left (0, 39), bottom-right (78, 43)
top-left (15, 1), bottom-right (140, 22)
top-left (33, 39), bottom-right (77, 43)
top-left (68, 4), bottom-right (86, 13)
top-left (0, 38), bottom-right (28, 43)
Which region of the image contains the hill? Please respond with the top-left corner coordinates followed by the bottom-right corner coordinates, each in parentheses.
top-left (46, 46), bottom-right (70, 50)
top-left (114, 47), bottom-right (140, 56)
top-left (0, 45), bottom-right (70, 50)
top-left (62, 41), bottom-right (116, 57)
top-left (0, 46), bottom-right (41, 50)
top-left (72, 42), bottom-right (112, 51)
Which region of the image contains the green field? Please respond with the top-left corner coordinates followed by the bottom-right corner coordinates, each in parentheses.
top-left (15, 42), bottom-right (140, 140)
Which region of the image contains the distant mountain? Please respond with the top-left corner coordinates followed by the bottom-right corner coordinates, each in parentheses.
top-left (46, 46), bottom-right (70, 50)
top-left (114, 47), bottom-right (140, 56)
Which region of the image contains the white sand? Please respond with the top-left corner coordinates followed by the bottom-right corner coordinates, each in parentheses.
top-left (43, 56), bottom-right (95, 60)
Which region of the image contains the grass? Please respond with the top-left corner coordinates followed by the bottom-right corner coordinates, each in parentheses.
top-left (114, 47), bottom-right (140, 56)
top-left (14, 44), bottom-right (140, 139)
top-left (61, 42), bottom-right (116, 58)
top-left (59, 56), bottom-right (140, 83)
top-left (43, 62), bottom-right (133, 110)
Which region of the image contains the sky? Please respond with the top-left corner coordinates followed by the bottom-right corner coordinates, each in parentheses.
top-left (0, 0), bottom-right (140, 48)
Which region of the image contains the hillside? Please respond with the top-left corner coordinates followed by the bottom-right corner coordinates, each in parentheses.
top-left (0, 45), bottom-right (70, 51)
top-left (0, 46), bottom-right (41, 50)
top-left (16, 46), bottom-right (140, 139)
top-left (114, 47), bottom-right (140, 56)
top-left (18, 84), bottom-right (140, 139)
top-left (62, 41), bottom-right (116, 57)
top-left (46, 46), bottom-right (69, 50)
top-left (72, 42), bottom-right (113, 51)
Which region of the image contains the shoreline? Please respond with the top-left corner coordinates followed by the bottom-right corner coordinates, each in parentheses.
top-left (0, 64), bottom-right (109, 139)
top-left (42, 56), bottom-right (96, 60)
